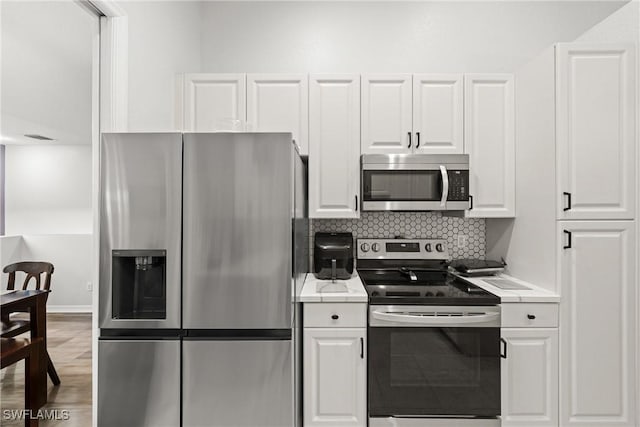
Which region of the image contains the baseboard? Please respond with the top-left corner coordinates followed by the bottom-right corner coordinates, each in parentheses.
top-left (47, 305), bottom-right (93, 313)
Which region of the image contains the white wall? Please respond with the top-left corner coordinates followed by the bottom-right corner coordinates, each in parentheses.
top-left (200, 1), bottom-right (627, 73)
top-left (486, 47), bottom-right (557, 291)
top-left (0, 235), bottom-right (92, 311)
top-left (121, 1), bottom-right (629, 130)
top-left (122, 1), bottom-right (202, 131)
top-left (4, 145), bottom-right (92, 235)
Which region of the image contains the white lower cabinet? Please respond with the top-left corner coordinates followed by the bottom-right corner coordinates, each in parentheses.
top-left (501, 328), bottom-right (559, 427)
top-left (303, 303), bottom-right (366, 426)
top-left (558, 221), bottom-right (637, 427)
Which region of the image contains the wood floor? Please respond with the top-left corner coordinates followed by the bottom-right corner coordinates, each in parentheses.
top-left (1, 313), bottom-right (92, 426)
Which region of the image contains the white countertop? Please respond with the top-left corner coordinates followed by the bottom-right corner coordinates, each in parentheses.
top-left (300, 273), bottom-right (368, 303)
top-left (455, 273), bottom-right (560, 303)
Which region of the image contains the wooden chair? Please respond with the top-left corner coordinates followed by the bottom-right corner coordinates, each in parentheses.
top-left (1, 262), bottom-right (60, 385)
top-left (1, 337), bottom-right (44, 427)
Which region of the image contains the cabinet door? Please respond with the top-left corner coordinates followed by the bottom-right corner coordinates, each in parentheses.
top-left (309, 74), bottom-right (360, 218)
top-left (556, 44), bottom-right (636, 220)
top-left (361, 74), bottom-right (412, 154)
top-left (501, 328), bottom-right (559, 427)
top-left (464, 74), bottom-right (515, 218)
top-left (413, 74), bottom-right (464, 154)
top-left (183, 73), bottom-right (246, 132)
top-left (247, 74), bottom-right (309, 155)
top-left (558, 221), bottom-right (636, 426)
top-left (303, 328), bottom-right (366, 427)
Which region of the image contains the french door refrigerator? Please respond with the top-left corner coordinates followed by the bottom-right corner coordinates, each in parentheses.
top-left (98, 132), bottom-right (307, 427)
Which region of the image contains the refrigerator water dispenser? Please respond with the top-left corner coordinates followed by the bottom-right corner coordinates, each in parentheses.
top-left (112, 249), bottom-right (167, 319)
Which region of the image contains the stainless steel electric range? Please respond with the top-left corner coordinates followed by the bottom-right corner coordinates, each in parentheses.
top-left (358, 238), bottom-right (502, 427)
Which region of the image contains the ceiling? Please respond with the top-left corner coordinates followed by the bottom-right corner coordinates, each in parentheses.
top-left (0, 0), bottom-right (98, 145)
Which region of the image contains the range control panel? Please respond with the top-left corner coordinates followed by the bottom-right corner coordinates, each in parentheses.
top-left (357, 238), bottom-right (449, 260)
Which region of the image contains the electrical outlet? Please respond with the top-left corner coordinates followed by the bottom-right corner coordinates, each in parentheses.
top-left (457, 235), bottom-right (467, 248)
top-left (86, 282), bottom-right (93, 292)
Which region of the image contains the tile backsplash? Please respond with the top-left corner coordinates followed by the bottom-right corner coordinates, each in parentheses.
top-left (311, 212), bottom-right (485, 259)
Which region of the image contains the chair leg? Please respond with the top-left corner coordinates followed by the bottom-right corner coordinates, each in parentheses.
top-left (46, 351), bottom-right (60, 386)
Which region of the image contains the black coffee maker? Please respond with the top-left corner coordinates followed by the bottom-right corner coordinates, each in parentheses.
top-left (313, 232), bottom-right (354, 280)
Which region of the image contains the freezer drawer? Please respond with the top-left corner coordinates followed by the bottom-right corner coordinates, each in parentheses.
top-left (183, 338), bottom-right (293, 426)
top-left (98, 339), bottom-right (180, 427)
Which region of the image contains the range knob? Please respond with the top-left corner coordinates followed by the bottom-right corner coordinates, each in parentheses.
top-left (425, 243), bottom-right (432, 252)
top-left (360, 243), bottom-right (370, 252)
top-left (436, 243), bottom-right (444, 252)
top-left (371, 243), bottom-right (381, 253)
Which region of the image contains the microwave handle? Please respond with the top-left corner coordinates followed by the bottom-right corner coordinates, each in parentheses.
top-left (439, 165), bottom-right (449, 208)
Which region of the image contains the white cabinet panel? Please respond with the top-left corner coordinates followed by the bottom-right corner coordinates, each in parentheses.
top-left (361, 74), bottom-right (412, 154)
top-left (465, 74), bottom-right (515, 218)
top-left (413, 74), bottom-right (464, 154)
top-left (309, 75), bottom-right (360, 218)
top-left (558, 221), bottom-right (636, 426)
top-left (247, 74), bottom-right (308, 155)
top-left (556, 44), bottom-right (636, 220)
top-left (303, 328), bottom-right (366, 426)
top-left (183, 73), bottom-right (246, 132)
top-left (501, 328), bottom-right (559, 427)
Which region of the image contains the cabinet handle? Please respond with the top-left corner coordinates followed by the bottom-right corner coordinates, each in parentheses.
top-left (469, 195), bottom-right (474, 210)
top-left (527, 314), bottom-right (536, 320)
top-left (416, 132), bottom-right (420, 148)
top-left (408, 132), bottom-right (412, 148)
top-left (500, 338), bottom-right (507, 359)
top-left (331, 314), bottom-right (339, 320)
top-left (563, 192), bottom-right (572, 211)
top-left (563, 230), bottom-right (572, 249)
top-left (355, 195), bottom-right (358, 212)
top-left (360, 337), bottom-right (364, 359)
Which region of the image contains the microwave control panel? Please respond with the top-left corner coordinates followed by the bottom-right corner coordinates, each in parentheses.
top-left (447, 170), bottom-right (469, 201)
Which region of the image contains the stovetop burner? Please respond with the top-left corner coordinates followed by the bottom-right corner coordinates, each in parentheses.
top-left (357, 238), bottom-right (500, 306)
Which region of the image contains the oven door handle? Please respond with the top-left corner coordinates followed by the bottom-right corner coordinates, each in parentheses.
top-left (439, 165), bottom-right (449, 208)
top-left (371, 310), bottom-right (500, 326)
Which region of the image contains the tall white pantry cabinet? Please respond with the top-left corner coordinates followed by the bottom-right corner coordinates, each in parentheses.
top-left (555, 43), bottom-right (637, 427)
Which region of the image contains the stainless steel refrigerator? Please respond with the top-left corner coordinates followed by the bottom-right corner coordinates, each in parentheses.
top-left (98, 132), bottom-right (308, 427)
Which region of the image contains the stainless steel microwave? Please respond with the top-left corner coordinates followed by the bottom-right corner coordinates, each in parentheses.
top-left (361, 154), bottom-right (470, 211)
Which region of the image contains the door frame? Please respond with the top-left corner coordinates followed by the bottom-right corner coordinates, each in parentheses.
top-left (84, 2), bottom-right (128, 425)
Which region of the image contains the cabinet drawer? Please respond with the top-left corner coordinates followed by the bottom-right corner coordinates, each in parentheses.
top-left (304, 303), bottom-right (366, 328)
top-left (501, 303), bottom-right (558, 328)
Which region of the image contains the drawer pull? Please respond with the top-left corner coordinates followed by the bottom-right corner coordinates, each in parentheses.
top-left (331, 314), bottom-right (339, 320)
top-left (527, 314), bottom-right (536, 320)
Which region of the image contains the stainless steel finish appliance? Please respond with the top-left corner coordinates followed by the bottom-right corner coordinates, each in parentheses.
top-left (98, 133), bottom-right (307, 427)
top-left (358, 238), bottom-right (501, 427)
top-left (99, 133), bottom-right (182, 330)
top-left (361, 154), bottom-right (470, 211)
top-left (98, 340), bottom-right (180, 426)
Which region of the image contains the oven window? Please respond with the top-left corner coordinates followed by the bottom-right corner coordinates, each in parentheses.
top-left (369, 327), bottom-right (500, 417)
top-left (362, 170), bottom-right (441, 201)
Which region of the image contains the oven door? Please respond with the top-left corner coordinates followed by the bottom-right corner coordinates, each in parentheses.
top-left (368, 305), bottom-right (501, 418)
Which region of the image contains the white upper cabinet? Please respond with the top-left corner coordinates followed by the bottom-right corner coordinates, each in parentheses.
top-left (183, 73), bottom-right (246, 132)
top-left (309, 74), bottom-right (361, 219)
top-left (556, 44), bottom-right (636, 220)
top-left (247, 74), bottom-right (309, 155)
top-left (465, 74), bottom-right (515, 218)
top-left (361, 74), bottom-right (464, 155)
top-left (558, 221), bottom-right (636, 427)
top-left (413, 74), bottom-right (464, 154)
top-left (361, 74), bottom-right (412, 154)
